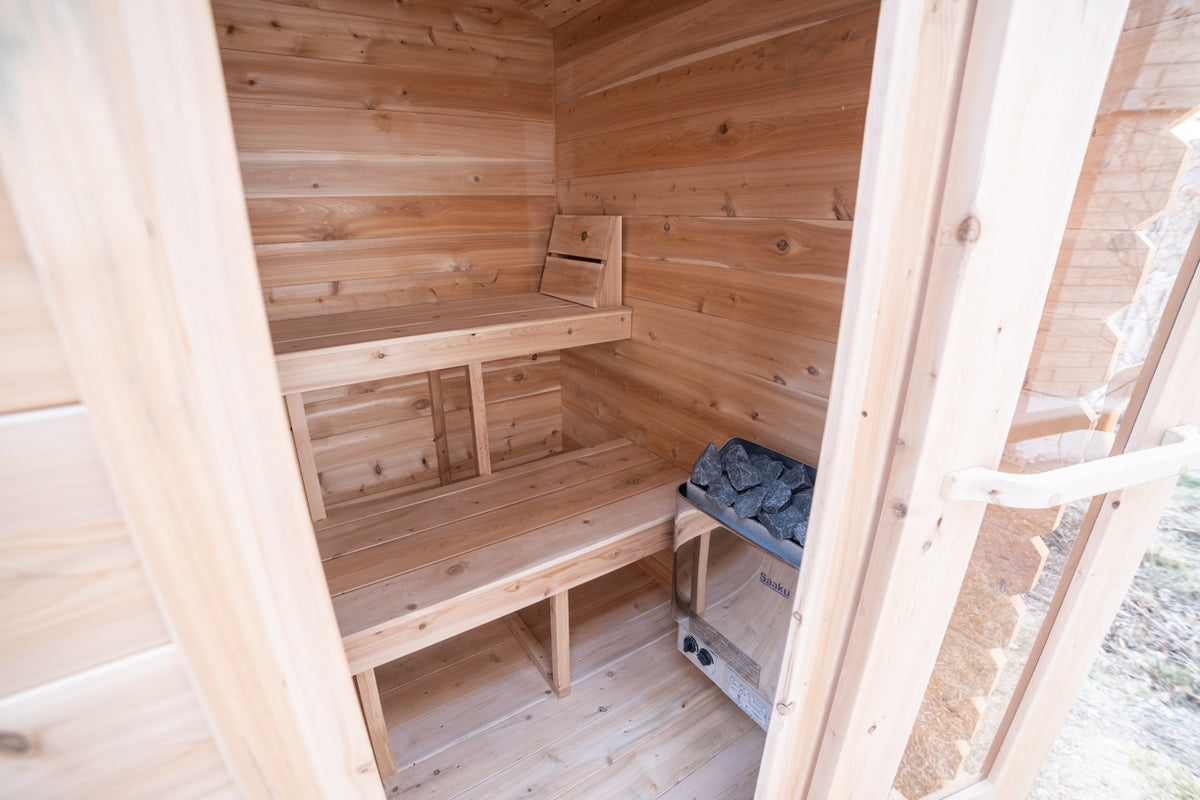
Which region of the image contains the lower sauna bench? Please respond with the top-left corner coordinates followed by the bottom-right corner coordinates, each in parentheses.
top-left (316, 439), bottom-right (768, 797)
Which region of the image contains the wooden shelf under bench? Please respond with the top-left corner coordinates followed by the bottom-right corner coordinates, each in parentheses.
top-left (315, 438), bottom-right (685, 780)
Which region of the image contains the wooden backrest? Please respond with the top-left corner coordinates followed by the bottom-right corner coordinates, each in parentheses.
top-left (539, 215), bottom-right (622, 308)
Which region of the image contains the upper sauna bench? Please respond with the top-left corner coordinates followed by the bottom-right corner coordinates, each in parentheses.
top-left (270, 215), bottom-right (629, 395)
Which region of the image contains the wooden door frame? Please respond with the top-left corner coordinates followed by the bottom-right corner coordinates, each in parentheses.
top-left (757, 0), bottom-right (1131, 797)
top-left (0, 2), bottom-right (383, 797)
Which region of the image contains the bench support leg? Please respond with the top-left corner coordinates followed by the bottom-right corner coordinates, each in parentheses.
top-left (549, 590), bottom-right (571, 698)
top-left (283, 393), bottom-right (326, 521)
top-left (353, 668), bottom-right (396, 781)
top-left (426, 371), bottom-right (453, 485)
top-left (466, 361), bottom-right (492, 477)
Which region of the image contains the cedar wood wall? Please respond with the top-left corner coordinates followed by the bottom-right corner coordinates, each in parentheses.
top-left (216, 0), bottom-right (565, 505)
top-left (553, 0), bottom-right (874, 469)
top-left (0, 187), bottom-right (235, 792)
top-left (216, 0), bottom-right (874, 495)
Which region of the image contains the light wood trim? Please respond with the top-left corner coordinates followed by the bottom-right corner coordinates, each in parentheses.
top-left (504, 611), bottom-right (554, 689)
top-left (756, 1), bottom-right (976, 796)
top-left (275, 306), bottom-right (631, 394)
top-left (354, 669), bottom-right (396, 781)
top-left (467, 361), bottom-right (492, 476)
top-left (426, 371), bottom-right (453, 485)
top-left (0, 2), bottom-right (382, 797)
top-left (943, 424), bottom-right (1200, 508)
top-left (802, 3), bottom-right (1127, 799)
top-left (284, 392), bottom-right (327, 521)
top-left (549, 590), bottom-right (571, 698)
top-left (983, 223), bottom-right (1200, 799)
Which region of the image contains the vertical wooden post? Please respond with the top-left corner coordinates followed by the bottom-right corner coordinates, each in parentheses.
top-left (466, 361), bottom-right (492, 477)
top-left (794, 2), bottom-right (1128, 799)
top-left (549, 591), bottom-right (571, 698)
top-left (0, 1), bottom-right (383, 796)
top-left (354, 670), bottom-right (396, 782)
top-left (284, 392), bottom-right (327, 521)
top-left (426, 370), bottom-right (453, 485)
top-left (756, 1), bottom-right (976, 795)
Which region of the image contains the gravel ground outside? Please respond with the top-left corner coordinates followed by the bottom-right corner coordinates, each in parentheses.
top-left (1027, 473), bottom-right (1200, 800)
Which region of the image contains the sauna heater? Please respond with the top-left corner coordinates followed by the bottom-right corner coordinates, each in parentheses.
top-left (673, 440), bottom-right (810, 731)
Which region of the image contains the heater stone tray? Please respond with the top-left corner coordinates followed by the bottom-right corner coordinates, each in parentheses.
top-left (681, 438), bottom-right (810, 569)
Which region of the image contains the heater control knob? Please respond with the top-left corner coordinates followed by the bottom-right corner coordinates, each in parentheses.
top-left (696, 648), bottom-right (714, 668)
top-left (683, 635), bottom-right (698, 654)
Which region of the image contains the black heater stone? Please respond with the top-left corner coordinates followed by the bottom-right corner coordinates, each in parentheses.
top-left (761, 479), bottom-right (792, 514)
top-left (687, 438), bottom-right (816, 554)
top-left (705, 474), bottom-right (738, 508)
top-left (750, 453), bottom-right (784, 483)
top-left (723, 444), bottom-right (763, 492)
top-left (690, 442), bottom-right (723, 487)
top-left (733, 485), bottom-right (767, 518)
top-left (780, 463), bottom-right (812, 491)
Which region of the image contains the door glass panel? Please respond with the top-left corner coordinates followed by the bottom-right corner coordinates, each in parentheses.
top-left (890, 8), bottom-right (1200, 791)
top-left (1026, 471), bottom-right (1200, 799)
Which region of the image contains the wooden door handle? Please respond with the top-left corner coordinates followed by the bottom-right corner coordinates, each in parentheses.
top-left (942, 424), bottom-right (1200, 508)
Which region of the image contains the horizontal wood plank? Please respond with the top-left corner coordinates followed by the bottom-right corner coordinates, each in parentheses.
top-left (254, 230), bottom-right (549, 288)
top-left (0, 645), bottom-right (232, 798)
top-left (271, 292), bottom-right (573, 347)
top-left (625, 215), bottom-right (852, 280)
top-left (246, 194), bottom-right (556, 244)
top-left (630, 298), bottom-right (835, 400)
top-left (339, 498), bottom-right (675, 672)
top-left (323, 450), bottom-right (672, 593)
top-left (229, 102), bottom-right (555, 159)
top-left (558, 98), bottom-right (866, 180)
top-left (555, 0), bottom-right (876, 102)
top-left (272, 0), bottom-right (553, 41)
top-left (274, 304), bottom-right (630, 393)
top-left (624, 254), bottom-right (845, 340)
top-left (261, 270), bottom-right (543, 322)
top-left (239, 154), bottom-right (555, 198)
top-left (214, 0), bottom-right (551, 82)
top-left (562, 341), bottom-right (826, 468)
top-left (0, 407), bottom-right (168, 697)
top-left (556, 8), bottom-right (877, 140)
top-left (223, 49), bottom-right (553, 121)
top-left (559, 154), bottom-right (861, 221)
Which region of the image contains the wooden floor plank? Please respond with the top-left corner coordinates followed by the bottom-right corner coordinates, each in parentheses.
top-left (456, 667), bottom-right (731, 800)
top-left (374, 619), bottom-right (513, 694)
top-left (562, 694), bottom-right (760, 800)
top-left (388, 634), bottom-right (684, 799)
top-left (385, 639), bottom-right (549, 769)
top-left (653, 725), bottom-right (766, 800)
top-left (381, 564), bottom-right (764, 800)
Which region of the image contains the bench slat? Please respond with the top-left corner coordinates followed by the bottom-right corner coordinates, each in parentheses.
top-left (324, 453), bottom-right (680, 596)
top-left (275, 305), bottom-right (630, 394)
top-left (270, 293), bottom-right (570, 346)
top-left (316, 440), bottom-right (657, 561)
top-left (315, 438), bottom-right (631, 532)
top-left (336, 480), bottom-right (678, 673)
top-left (274, 299), bottom-right (585, 353)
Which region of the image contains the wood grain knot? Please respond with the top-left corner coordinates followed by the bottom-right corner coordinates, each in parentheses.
top-left (956, 215), bottom-right (981, 243)
top-left (0, 732), bottom-right (33, 755)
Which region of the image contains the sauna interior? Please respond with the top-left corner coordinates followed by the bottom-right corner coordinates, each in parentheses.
top-left (4, 0), bottom-right (1198, 798)
top-left (221, 0), bottom-right (864, 796)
